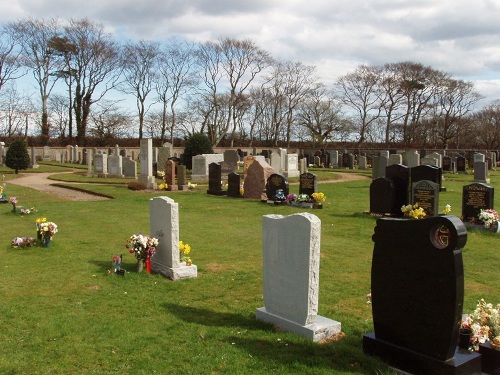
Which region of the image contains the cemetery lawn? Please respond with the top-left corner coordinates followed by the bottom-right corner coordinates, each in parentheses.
top-left (1, 166), bottom-right (498, 374)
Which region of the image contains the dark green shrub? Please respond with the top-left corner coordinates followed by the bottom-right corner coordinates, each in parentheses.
top-left (5, 138), bottom-right (31, 174)
top-left (127, 181), bottom-right (146, 191)
top-left (182, 133), bottom-right (213, 170)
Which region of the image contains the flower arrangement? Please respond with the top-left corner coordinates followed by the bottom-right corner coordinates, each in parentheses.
top-left (311, 192), bottom-right (326, 204)
top-left (478, 209), bottom-right (499, 229)
top-left (157, 170), bottom-right (165, 178)
top-left (126, 234), bottom-right (159, 262)
top-left (179, 240), bottom-right (192, 266)
top-left (401, 203), bottom-right (426, 219)
top-left (286, 193), bottom-right (297, 204)
top-left (461, 298), bottom-right (500, 351)
top-left (158, 183), bottom-right (168, 191)
top-left (10, 196), bottom-right (17, 211)
top-left (36, 218), bottom-right (58, 245)
top-left (239, 184), bottom-right (244, 196)
top-left (21, 207), bottom-right (36, 215)
top-left (442, 204), bottom-right (452, 215)
top-left (11, 237), bottom-right (35, 249)
top-left (187, 182), bottom-right (197, 190)
top-left (274, 189), bottom-right (286, 203)
top-left (297, 194), bottom-right (312, 203)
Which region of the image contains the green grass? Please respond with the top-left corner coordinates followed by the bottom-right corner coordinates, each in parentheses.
top-left (0, 165), bottom-right (498, 374)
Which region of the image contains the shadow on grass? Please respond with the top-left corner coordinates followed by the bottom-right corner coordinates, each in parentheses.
top-left (162, 302), bottom-right (387, 374)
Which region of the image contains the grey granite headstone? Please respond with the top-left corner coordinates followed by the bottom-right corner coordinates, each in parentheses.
top-left (473, 161), bottom-right (488, 183)
top-left (256, 213), bottom-right (341, 341)
top-left (284, 154), bottom-right (300, 177)
top-left (122, 157), bottom-right (137, 179)
top-left (139, 138), bottom-right (156, 189)
top-left (149, 196), bottom-right (197, 280)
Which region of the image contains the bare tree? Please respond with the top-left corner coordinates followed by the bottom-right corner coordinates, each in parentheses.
top-left (335, 65), bottom-right (384, 146)
top-left (156, 39), bottom-right (198, 144)
top-left (7, 18), bottom-right (61, 144)
top-left (48, 93), bottom-right (69, 138)
top-left (0, 83), bottom-right (35, 138)
top-left (89, 100), bottom-right (132, 144)
top-left (0, 25), bottom-right (25, 93)
top-left (120, 39), bottom-right (160, 140)
top-left (471, 100), bottom-right (500, 149)
top-left (296, 83), bottom-right (344, 146)
top-left (63, 18), bottom-right (121, 145)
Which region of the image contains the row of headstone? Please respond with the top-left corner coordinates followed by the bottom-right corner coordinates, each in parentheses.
top-left (93, 152), bottom-right (137, 179)
top-left (370, 164), bottom-right (444, 216)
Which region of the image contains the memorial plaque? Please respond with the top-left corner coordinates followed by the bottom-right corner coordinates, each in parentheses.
top-left (412, 180), bottom-right (439, 217)
top-left (299, 172), bottom-right (317, 196)
top-left (462, 183), bottom-right (494, 223)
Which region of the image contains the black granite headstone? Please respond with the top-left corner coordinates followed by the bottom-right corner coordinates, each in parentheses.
top-left (227, 172), bottom-right (242, 198)
top-left (207, 162), bottom-right (226, 196)
top-left (385, 164), bottom-right (409, 216)
top-left (442, 156), bottom-right (452, 172)
top-left (412, 180), bottom-right (439, 217)
top-left (461, 183), bottom-right (494, 223)
top-left (370, 178), bottom-right (395, 215)
top-left (265, 173), bottom-right (289, 201)
top-left (363, 216), bottom-right (481, 374)
top-left (411, 164), bottom-right (441, 186)
top-left (299, 172), bottom-right (317, 196)
top-left (456, 156), bottom-right (466, 173)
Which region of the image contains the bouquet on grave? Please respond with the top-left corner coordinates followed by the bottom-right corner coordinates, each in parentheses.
top-left (179, 240), bottom-right (192, 266)
top-left (11, 237), bottom-right (35, 249)
top-left (401, 203), bottom-right (426, 219)
top-left (478, 209), bottom-right (499, 229)
top-left (126, 234), bottom-right (158, 262)
top-left (36, 217), bottom-right (58, 241)
top-left (461, 298), bottom-right (500, 351)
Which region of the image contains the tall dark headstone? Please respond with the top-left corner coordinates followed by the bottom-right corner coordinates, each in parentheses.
top-left (412, 180), bottom-right (439, 217)
top-left (385, 164), bottom-right (409, 216)
top-left (456, 155), bottom-right (466, 173)
top-left (411, 164), bottom-right (445, 192)
top-left (299, 172), bottom-right (317, 196)
top-left (442, 156), bottom-right (452, 172)
top-left (462, 183), bottom-right (494, 224)
top-left (364, 216), bottom-right (481, 374)
top-left (370, 178), bottom-right (395, 215)
top-left (227, 172), bottom-right (242, 198)
top-left (265, 173), bottom-right (289, 201)
top-left (207, 162), bottom-right (226, 196)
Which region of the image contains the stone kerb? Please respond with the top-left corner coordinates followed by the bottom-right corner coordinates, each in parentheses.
top-left (149, 196), bottom-right (197, 281)
top-left (256, 213), bottom-right (341, 341)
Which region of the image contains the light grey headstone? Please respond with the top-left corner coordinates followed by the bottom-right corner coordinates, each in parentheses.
top-left (43, 146), bottom-right (50, 161)
top-left (139, 138), bottom-right (156, 189)
top-left (270, 152), bottom-right (281, 173)
top-left (388, 154), bottom-right (402, 166)
top-left (372, 156), bottom-right (388, 180)
top-left (191, 154), bottom-right (224, 181)
top-left (427, 152), bottom-right (442, 168)
top-left (359, 156), bottom-right (367, 170)
top-left (107, 155), bottom-right (123, 178)
top-left (404, 150), bottom-right (420, 168)
top-left (86, 149), bottom-right (93, 176)
top-left (94, 153), bottom-right (108, 176)
top-left (329, 150), bottom-right (339, 168)
top-left (284, 154), bottom-right (300, 178)
top-left (256, 213), bottom-right (341, 341)
top-left (380, 150), bottom-right (390, 159)
top-left (122, 157), bottom-right (137, 178)
top-left (223, 149), bottom-right (239, 165)
top-left (74, 145), bottom-right (79, 164)
top-left (30, 146), bottom-right (38, 169)
top-left (473, 161), bottom-right (488, 183)
top-left (279, 148), bottom-right (287, 173)
top-left (157, 145), bottom-right (172, 171)
top-left (150, 196), bottom-right (197, 280)
top-left (421, 157), bottom-right (439, 166)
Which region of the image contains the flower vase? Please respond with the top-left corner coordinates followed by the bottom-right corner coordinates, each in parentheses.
top-left (490, 221), bottom-right (500, 233)
top-left (136, 259), bottom-right (144, 273)
top-left (146, 257), bottom-right (151, 274)
top-left (42, 237), bottom-right (51, 247)
top-left (458, 328), bottom-right (472, 350)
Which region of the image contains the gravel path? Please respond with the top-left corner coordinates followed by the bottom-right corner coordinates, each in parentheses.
top-left (8, 172), bottom-right (110, 201)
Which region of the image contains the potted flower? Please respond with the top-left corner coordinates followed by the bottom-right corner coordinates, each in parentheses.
top-left (401, 203), bottom-right (426, 219)
top-left (274, 189), bottom-right (287, 205)
top-left (461, 299), bottom-right (500, 352)
top-left (478, 209), bottom-right (500, 232)
top-left (179, 240), bottom-right (192, 266)
top-left (126, 233), bottom-right (159, 273)
top-left (291, 193), bottom-right (314, 208)
top-left (311, 192), bottom-right (326, 209)
top-left (36, 218), bottom-right (58, 247)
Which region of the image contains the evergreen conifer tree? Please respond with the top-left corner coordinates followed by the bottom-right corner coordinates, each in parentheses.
top-left (5, 138), bottom-right (31, 174)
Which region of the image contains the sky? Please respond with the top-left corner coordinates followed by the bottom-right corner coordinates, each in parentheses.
top-left (3, 0), bottom-right (500, 109)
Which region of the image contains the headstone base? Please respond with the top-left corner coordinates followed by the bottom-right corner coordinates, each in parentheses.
top-left (363, 332), bottom-right (482, 375)
top-left (479, 341), bottom-right (500, 375)
top-left (256, 307), bottom-right (341, 342)
top-left (190, 174), bottom-right (208, 181)
top-left (167, 186), bottom-right (178, 191)
top-left (151, 261), bottom-right (197, 281)
top-left (178, 185), bottom-right (188, 191)
top-left (207, 190), bottom-right (227, 196)
top-left (139, 175), bottom-right (157, 189)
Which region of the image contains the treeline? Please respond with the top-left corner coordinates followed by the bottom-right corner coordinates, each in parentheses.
top-left (0, 17), bottom-right (499, 149)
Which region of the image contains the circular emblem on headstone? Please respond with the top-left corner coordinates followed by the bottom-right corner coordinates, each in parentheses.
top-left (430, 224), bottom-right (451, 249)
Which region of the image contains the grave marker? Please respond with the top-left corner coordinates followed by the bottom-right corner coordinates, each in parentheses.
top-left (412, 180), bottom-right (439, 217)
top-left (256, 213), bottom-right (341, 341)
top-left (462, 183), bottom-right (494, 224)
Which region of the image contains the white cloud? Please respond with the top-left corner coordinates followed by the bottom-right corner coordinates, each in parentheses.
top-left (2, 0), bottom-right (500, 106)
